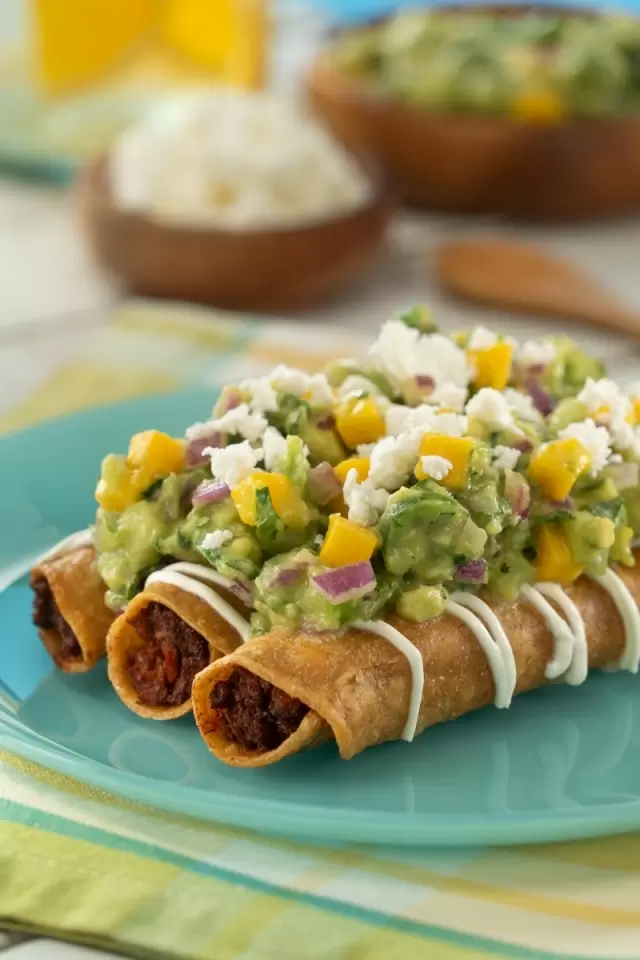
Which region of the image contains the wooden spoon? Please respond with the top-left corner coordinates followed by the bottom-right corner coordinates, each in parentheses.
top-left (436, 238), bottom-right (640, 338)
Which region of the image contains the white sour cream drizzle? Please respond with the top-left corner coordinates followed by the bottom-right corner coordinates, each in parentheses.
top-left (145, 561), bottom-right (250, 642)
top-left (446, 599), bottom-right (514, 708)
top-left (449, 593), bottom-right (517, 707)
top-left (521, 584), bottom-right (576, 680)
top-left (354, 619), bottom-right (424, 742)
top-left (534, 583), bottom-right (588, 686)
top-left (592, 569), bottom-right (640, 674)
top-left (0, 529), bottom-right (93, 594)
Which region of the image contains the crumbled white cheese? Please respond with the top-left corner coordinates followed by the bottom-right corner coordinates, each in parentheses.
top-left (578, 378), bottom-right (635, 452)
top-left (368, 320), bottom-right (471, 391)
top-left (578, 377), bottom-right (625, 416)
top-left (240, 377), bottom-right (278, 414)
top-left (385, 403), bottom-right (412, 437)
top-left (503, 388), bottom-right (540, 423)
top-left (466, 388), bottom-right (522, 434)
top-left (185, 419), bottom-right (221, 442)
top-left (205, 403), bottom-right (267, 443)
top-left (368, 433), bottom-right (420, 490)
top-left (518, 339), bottom-right (557, 368)
top-left (207, 440), bottom-right (263, 489)
top-left (111, 90), bottom-right (372, 230)
top-left (429, 411), bottom-right (469, 437)
top-left (468, 326), bottom-right (498, 351)
top-left (343, 468), bottom-right (390, 527)
top-left (420, 455), bottom-right (452, 481)
top-left (429, 381), bottom-right (467, 413)
top-left (262, 427), bottom-right (288, 471)
top-left (339, 374), bottom-right (383, 398)
top-left (491, 445), bottom-right (521, 471)
top-left (269, 364), bottom-right (311, 397)
top-left (356, 442), bottom-right (377, 456)
top-left (307, 373), bottom-right (334, 406)
top-left (201, 529), bottom-right (233, 551)
top-left (558, 418), bottom-right (612, 476)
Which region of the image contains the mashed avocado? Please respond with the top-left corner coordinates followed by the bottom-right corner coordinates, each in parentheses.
top-left (93, 309), bottom-right (637, 630)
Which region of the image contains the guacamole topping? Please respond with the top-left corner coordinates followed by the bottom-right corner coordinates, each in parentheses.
top-left (93, 308), bottom-right (640, 650)
top-left (330, 10), bottom-right (640, 120)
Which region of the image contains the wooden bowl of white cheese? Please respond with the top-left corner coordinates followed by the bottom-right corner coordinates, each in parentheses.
top-left (78, 91), bottom-right (396, 312)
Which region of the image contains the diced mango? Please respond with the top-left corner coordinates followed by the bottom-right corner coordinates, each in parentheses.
top-left (319, 514), bottom-right (379, 568)
top-left (415, 435), bottom-right (474, 489)
top-left (127, 430), bottom-right (185, 495)
top-left (232, 471), bottom-right (309, 529)
top-left (335, 397), bottom-right (385, 449)
top-left (468, 342), bottom-right (513, 391)
top-left (334, 457), bottom-right (370, 485)
top-left (629, 398), bottom-right (640, 425)
top-left (528, 438), bottom-right (591, 501)
top-left (95, 454), bottom-right (136, 512)
top-left (510, 88), bottom-right (566, 124)
top-left (534, 525), bottom-right (584, 585)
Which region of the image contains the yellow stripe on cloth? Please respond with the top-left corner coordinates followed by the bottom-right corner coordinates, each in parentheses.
top-left (0, 362), bottom-right (177, 433)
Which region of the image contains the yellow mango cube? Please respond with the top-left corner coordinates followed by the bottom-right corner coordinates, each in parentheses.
top-left (534, 525), bottom-right (583, 585)
top-left (510, 88), bottom-right (566, 124)
top-left (95, 454), bottom-right (136, 512)
top-left (335, 397), bottom-right (385, 449)
top-left (319, 514), bottom-right (379, 568)
top-left (415, 435), bottom-right (474, 489)
top-left (630, 398), bottom-right (640, 425)
top-left (468, 342), bottom-right (513, 391)
top-left (528, 438), bottom-right (591, 501)
top-left (127, 430), bottom-right (185, 494)
top-left (232, 471), bottom-right (309, 529)
top-left (334, 457), bottom-right (370, 485)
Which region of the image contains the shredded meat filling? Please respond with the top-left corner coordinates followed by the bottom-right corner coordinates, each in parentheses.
top-left (210, 667), bottom-right (309, 752)
top-left (32, 576), bottom-right (82, 660)
top-left (128, 602), bottom-right (210, 707)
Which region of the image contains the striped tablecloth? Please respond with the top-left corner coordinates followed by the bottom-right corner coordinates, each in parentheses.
top-left (1, 299), bottom-right (640, 960)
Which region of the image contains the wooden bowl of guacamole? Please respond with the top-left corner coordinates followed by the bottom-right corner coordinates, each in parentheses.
top-left (307, 4), bottom-right (640, 220)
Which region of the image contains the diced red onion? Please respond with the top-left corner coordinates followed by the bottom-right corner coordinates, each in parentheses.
top-left (504, 471), bottom-right (531, 518)
top-left (312, 561), bottom-right (376, 604)
top-left (525, 363), bottom-right (546, 376)
top-left (525, 380), bottom-right (554, 416)
top-left (186, 432), bottom-right (225, 467)
top-left (549, 497), bottom-right (574, 510)
top-left (514, 437), bottom-right (533, 453)
top-left (308, 462), bottom-right (342, 505)
top-left (415, 374), bottom-right (435, 390)
top-left (607, 462), bottom-right (639, 491)
top-left (192, 480), bottom-right (230, 507)
top-left (271, 565), bottom-right (308, 588)
top-left (316, 413), bottom-right (336, 430)
top-left (454, 559), bottom-right (488, 583)
top-left (230, 579), bottom-right (253, 607)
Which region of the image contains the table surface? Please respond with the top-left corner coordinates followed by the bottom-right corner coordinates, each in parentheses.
top-left (1, 175), bottom-right (639, 959)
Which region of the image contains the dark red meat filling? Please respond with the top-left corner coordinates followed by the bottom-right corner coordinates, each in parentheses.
top-left (128, 601), bottom-right (210, 707)
top-left (210, 667), bottom-right (309, 752)
top-left (32, 576), bottom-right (81, 660)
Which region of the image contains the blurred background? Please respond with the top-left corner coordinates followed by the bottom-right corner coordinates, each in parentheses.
top-left (1, 0), bottom-right (640, 426)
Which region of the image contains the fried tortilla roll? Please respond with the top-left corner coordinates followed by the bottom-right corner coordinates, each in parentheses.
top-left (107, 581), bottom-right (249, 720)
top-left (193, 567), bottom-right (640, 768)
top-left (31, 546), bottom-right (115, 674)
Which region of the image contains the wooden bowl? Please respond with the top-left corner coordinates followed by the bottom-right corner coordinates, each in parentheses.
top-left (77, 155), bottom-right (396, 312)
top-left (307, 5), bottom-right (640, 221)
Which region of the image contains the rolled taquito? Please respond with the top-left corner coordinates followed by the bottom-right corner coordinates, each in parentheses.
top-left (31, 545), bottom-right (115, 674)
top-left (192, 565), bottom-right (640, 767)
top-left (107, 581), bottom-right (249, 720)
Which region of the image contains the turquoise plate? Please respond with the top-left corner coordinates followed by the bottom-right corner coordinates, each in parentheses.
top-left (2, 392), bottom-right (640, 846)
